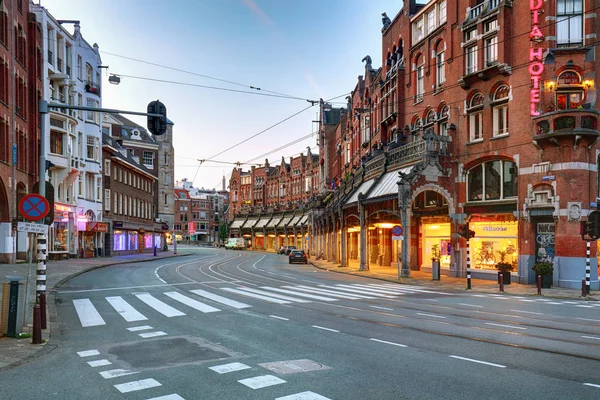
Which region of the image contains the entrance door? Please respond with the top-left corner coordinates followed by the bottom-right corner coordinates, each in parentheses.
top-left (535, 222), bottom-right (555, 263)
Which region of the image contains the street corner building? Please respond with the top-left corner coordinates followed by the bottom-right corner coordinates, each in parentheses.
top-left (226, 0), bottom-right (600, 290)
top-left (0, 1), bottom-right (176, 263)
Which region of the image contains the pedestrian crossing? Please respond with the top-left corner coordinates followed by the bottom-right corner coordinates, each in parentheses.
top-left (69, 283), bottom-right (435, 328)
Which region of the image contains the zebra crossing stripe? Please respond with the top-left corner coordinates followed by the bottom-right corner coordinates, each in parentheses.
top-left (145, 395), bottom-right (185, 400)
top-left (106, 296), bottom-right (148, 322)
top-left (233, 287), bottom-right (312, 303)
top-left (164, 292), bottom-right (221, 313)
top-left (326, 285), bottom-right (396, 297)
top-left (134, 293), bottom-right (186, 317)
top-left (221, 288), bottom-right (291, 304)
top-left (209, 362), bottom-right (252, 374)
top-left (289, 285), bottom-right (371, 299)
top-left (139, 331), bottom-right (168, 338)
top-left (77, 350), bottom-right (100, 357)
top-left (276, 391), bottom-right (332, 400)
top-left (260, 286), bottom-right (338, 301)
top-left (88, 359), bottom-right (112, 367)
top-left (238, 374), bottom-right (287, 389)
top-left (73, 299), bottom-right (106, 327)
top-left (190, 289), bottom-right (251, 309)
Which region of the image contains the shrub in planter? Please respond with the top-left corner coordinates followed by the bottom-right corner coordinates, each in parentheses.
top-left (495, 250), bottom-right (514, 284)
top-left (533, 262), bottom-right (554, 288)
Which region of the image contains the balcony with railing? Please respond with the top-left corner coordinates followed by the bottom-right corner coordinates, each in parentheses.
top-left (85, 81), bottom-right (101, 96)
top-left (464, 0), bottom-right (503, 25)
top-left (533, 108), bottom-right (600, 147)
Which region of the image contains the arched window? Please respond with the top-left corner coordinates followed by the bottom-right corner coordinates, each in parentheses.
top-left (467, 160), bottom-right (517, 202)
top-left (492, 85), bottom-right (510, 137)
top-left (411, 116), bottom-right (423, 132)
top-left (557, 70), bottom-right (584, 110)
top-left (425, 109), bottom-right (437, 126)
top-left (467, 93), bottom-right (484, 142)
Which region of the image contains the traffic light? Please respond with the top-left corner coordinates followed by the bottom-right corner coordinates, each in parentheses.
top-left (458, 224), bottom-right (475, 239)
top-left (581, 210), bottom-right (600, 239)
top-left (147, 100), bottom-right (167, 136)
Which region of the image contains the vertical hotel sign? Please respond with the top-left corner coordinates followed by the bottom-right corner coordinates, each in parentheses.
top-left (530, 0), bottom-right (545, 116)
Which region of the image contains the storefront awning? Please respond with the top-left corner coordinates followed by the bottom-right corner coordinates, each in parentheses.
top-left (266, 216), bottom-right (283, 229)
top-left (241, 218), bottom-right (259, 230)
top-left (367, 166), bottom-right (414, 200)
top-left (255, 217), bottom-right (271, 229)
top-left (277, 216), bottom-right (292, 228)
top-left (290, 215), bottom-right (302, 226)
top-left (299, 215), bottom-right (309, 226)
top-left (230, 219), bottom-right (245, 229)
top-left (344, 178), bottom-right (376, 206)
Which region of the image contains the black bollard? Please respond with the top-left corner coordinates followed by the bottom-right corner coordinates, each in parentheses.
top-left (537, 275), bottom-right (542, 296)
top-left (40, 292), bottom-right (47, 330)
top-left (582, 279), bottom-right (587, 297)
top-left (499, 274), bottom-right (504, 293)
top-left (32, 305), bottom-right (42, 344)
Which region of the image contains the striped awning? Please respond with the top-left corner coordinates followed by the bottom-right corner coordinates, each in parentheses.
top-left (241, 218), bottom-right (258, 230)
top-left (266, 216), bottom-right (283, 229)
top-left (367, 166), bottom-right (414, 200)
top-left (290, 215), bottom-right (302, 226)
top-left (344, 178), bottom-right (376, 206)
top-left (229, 219), bottom-right (245, 229)
top-left (277, 216), bottom-right (292, 228)
top-left (255, 217), bottom-right (271, 229)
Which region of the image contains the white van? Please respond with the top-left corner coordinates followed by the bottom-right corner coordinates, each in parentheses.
top-left (225, 238), bottom-right (246, 250)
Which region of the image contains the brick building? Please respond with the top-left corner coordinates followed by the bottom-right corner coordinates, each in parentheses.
top-left (0, 0), bottom-right (43, 263)
top-left (173, 187), bottom-right (191, 242)
top-left (229, 0), bottom-right (600, 290)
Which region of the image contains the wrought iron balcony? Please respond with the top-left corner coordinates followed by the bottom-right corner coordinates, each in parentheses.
top-left (85, 81), bottom-right (101, 96)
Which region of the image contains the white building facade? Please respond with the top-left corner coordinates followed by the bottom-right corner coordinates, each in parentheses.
top-left (31, 5), bottom-right (104, 259)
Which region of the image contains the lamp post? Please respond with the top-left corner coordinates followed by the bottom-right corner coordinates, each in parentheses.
top-left (398, 177), bottom-right (411, 278)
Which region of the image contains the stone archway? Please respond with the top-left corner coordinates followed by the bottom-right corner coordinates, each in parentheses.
top-left (411, 183), bottom-right (455, 214)
top-left (0, 178), bottom-right (10, 222)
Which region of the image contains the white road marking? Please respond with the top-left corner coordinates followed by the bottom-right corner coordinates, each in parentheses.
top-left (370, 306), bottom-right (394, 311)
top-left (145, 395), bottom-right (185, 400)
top-left (154, 267), bottom-right (167, 284)
top-left (320, 285), bottom-right (392, 297)
top-left (87, 359), bottom-right (112, 367)
top-left (209, 362), bottom-right (252, 374)
top-left (127, 325), bottom-right (153, 332)
top-left (77, 350), bottom-right (100, 357)
top-left (139, 331), bottom-right (168, 338)
top-left (423, 298), bottom-right (438, 302)
top-left (238, 374), bottom-right (286, 389)
top-left (73, 299), bottom-right (106, 327)
top-left (261, 286), bottom-right (338, 301)
top-left (276, 391), bottom-right (332, 400)
top-left (449, 355), bottom-right (506, 368)
top-left (270, 315), bottom-right (289, 321)
top-left (311, 325), bottom-right (339, 332)
top-left (576, 305), bottom-right (594, 308)
top-left (164, 292), bottom-right (220, 313)
top-left (221, 288), bottom-right (291, 304)
top-left (190, 289), bottom-right (251, 309)
top-left (232, 287), bottom-right (311, 303)
top-left (584, 383), bottom-right (600, 388)
top-left (485, 323), bottom-right (527, 330)
top-left (563, 301), bottom-right (578, 304)
top-left (577, 318), bottom-right (600, 322)
top-left (510, 310), bottom-right (543, 315)
top-left (458, 303), bottom-right (484, 308)
top-left (471, 295), bottom-right (487, 297)
top-left (134, 293), bottom-right (186, 317)
top-left (99, 369), bottom-right (139, 379)
top-left (547, 302), bottom-right (562, 305)
top-left (106, 296), bottom-right (148, 322)
top-left (114, 378), bottom-right (162, 393)
top-left (59, 282), bottom-right (197, 294)
top-left (416, 313), bottom-right (446, 319)
top-left (331, 284), bottom-right (398, 297)
top-left (369, 338), bottom-right (407, 347)
top-left (519, 299), bottom-right (537, 302)
top-left (289, 285), bottom-right (371, 299)
top-left (581, 336), bottom-right (600, 340)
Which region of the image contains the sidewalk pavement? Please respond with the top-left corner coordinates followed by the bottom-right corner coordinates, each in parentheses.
top-left (0, 250), bottom-right (192, 370)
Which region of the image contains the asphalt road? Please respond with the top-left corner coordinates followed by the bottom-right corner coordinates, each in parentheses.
top-left (1, 246), bottom-right (599, 400)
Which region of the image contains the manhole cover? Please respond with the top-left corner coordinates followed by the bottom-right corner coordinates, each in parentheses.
top-left (258, 359), bottom-right (331, 374)
top-left (109, 337), bottom-right (232, 369)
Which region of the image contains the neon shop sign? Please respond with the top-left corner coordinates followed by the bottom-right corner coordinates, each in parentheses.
top-left (529, 0), bottom-right (545, 116)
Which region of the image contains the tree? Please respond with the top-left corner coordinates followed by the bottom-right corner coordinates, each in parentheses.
top-left (219, 223), bottom-right (228, 244)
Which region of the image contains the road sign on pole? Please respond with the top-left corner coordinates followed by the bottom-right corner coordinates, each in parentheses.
top-left (17, 222), bottom-right (49, 234)
top-left (19, 194), bottom-right (50, 221)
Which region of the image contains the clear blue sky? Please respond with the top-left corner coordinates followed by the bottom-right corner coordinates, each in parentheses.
top-left (40, 0), bottom-right (403, 190)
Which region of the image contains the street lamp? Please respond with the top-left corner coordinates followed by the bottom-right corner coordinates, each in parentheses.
top-left (108, 74), bottom-right (121, 85)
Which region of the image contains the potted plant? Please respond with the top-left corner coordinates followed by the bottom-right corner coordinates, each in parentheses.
top-left (533, 262), bottom-right (554, 288)
top-left (495, 250), bottom-right (514, 285)
top-left (431, 244), bottom-right (441, 281)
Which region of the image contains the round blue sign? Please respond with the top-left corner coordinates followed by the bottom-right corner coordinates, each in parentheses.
top-left (392, 225), bottom-right (403, 236)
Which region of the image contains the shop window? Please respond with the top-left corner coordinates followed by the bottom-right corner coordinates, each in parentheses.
top-left (128, 231), bottom-right (139, 250)
top-left (113, 230), bottom-right (126, 251)
top-left (469, 221), bottom-right (518, 270)
top-left (144, 233), bottom-right (153, 249)
top-left (467, 160), bottom-right (517, 202)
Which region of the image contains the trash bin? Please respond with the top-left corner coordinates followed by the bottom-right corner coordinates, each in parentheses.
top-left (432, 261), bottom-right (440, 281)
